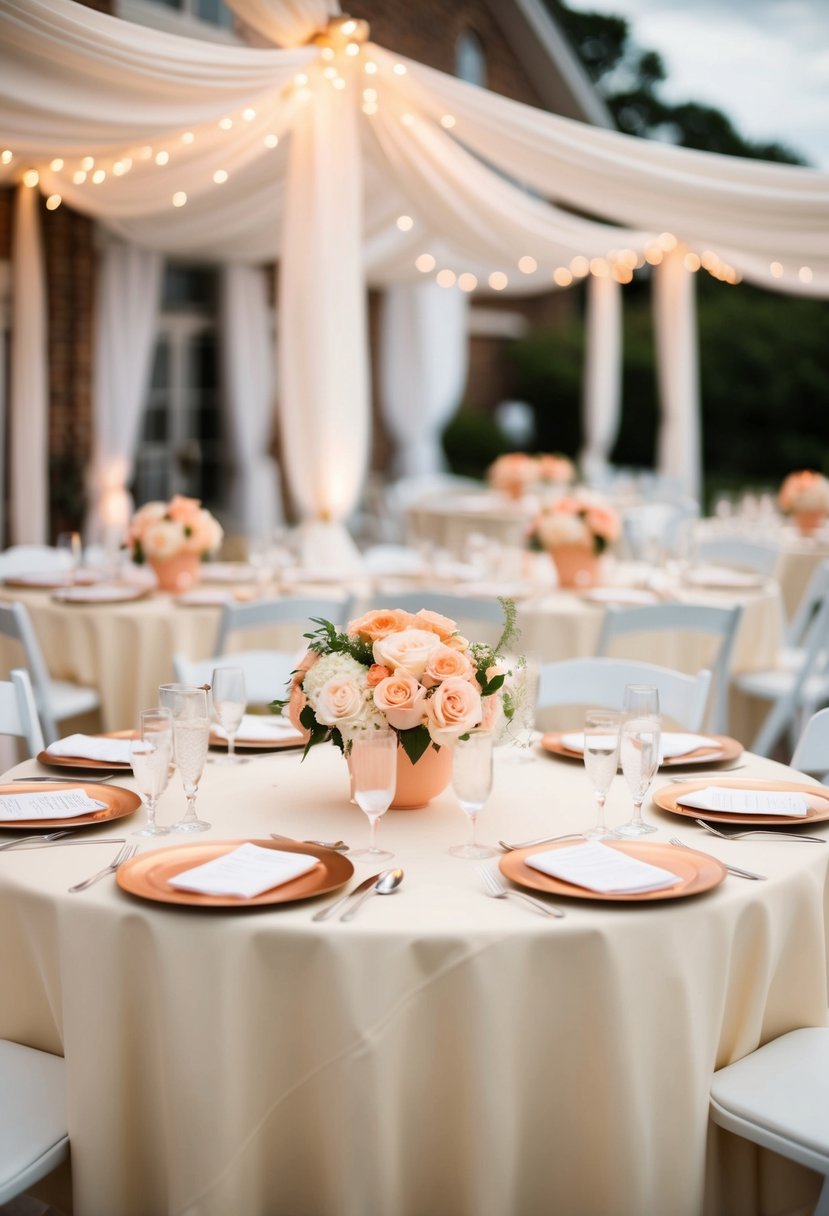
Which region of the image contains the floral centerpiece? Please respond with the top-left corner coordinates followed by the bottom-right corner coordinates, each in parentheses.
top-left (277, 602), bottom-right (521, 808)
top-left (487, 452), bottom-right (575, 500)
top-left (778, 471), bottom-right (829, 535)
top-left (126, 495), bottom-right (224, 591)
top-left (527, 492), bottom-right (620, 588)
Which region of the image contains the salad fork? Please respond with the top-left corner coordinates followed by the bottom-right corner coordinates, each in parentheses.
top-left (668, 836), bottom-right (766, 881)
top-left (0, 830), bottom-right (72, 851)
top-left (478, 866), bottom-right (565, 918)
top-left (68, 842), bottom-right (137, 892)
top-left (694, 818), bottom-right (824, 844)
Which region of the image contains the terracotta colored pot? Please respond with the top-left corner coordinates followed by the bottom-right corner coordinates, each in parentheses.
top-left (390, 741), bottom-right (453, 809)
top-left (793, 509), bottom-right (827, 537)
top-left (548, 543), bottom-right (600, 589)
top-left (148, 552), bottom-right (201, 593)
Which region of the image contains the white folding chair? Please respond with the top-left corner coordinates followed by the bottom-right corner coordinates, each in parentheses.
top-left (0, 668), bottom-right (45, 757)
top-left (789, 707), bottom-right (829, 781)
top-left (694, 536), bottom-right (779, 576)
top-left (173, 651), bottom-right (299, 708)
top-left (734, 593), bottom-right (829, 759)
top-left (0, 602), bottom-right (100, 745)
top-left (595, 603), bottom-right (743, 735)
top-left (785, 559), bottom-right (829, 653)
top-left (710, 1029), bottom-right (829, 1216)
top-left (0, 1039), bottom-right (68, 1205)
top-left (213, 596), bottom-right (353, 655)
top-left (536, 657), bottom-right (712, 730)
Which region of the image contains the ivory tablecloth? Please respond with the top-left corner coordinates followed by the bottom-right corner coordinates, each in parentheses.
top-left (0, 744), bottom-right (827, 1216)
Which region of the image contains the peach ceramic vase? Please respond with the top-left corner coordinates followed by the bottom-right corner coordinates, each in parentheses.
top-left (548, 544), bottom-right (600, 589)
top-left (793, 510), bottom-right (827, 537)
top-left (148, 552), bottom-right (202, 592)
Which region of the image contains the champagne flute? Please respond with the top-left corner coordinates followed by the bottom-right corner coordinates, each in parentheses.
top-left (130, 708), bottom-right (173, 837)
top-left (349, 729), bottom-right (397, 861)
top-left (211, 666), bottom-right (247, 764)
top-left (449, 731), bottom-right (496, 858)
top-left (56, 531), bottom-right (82, 581)
top-left (158, 685), bottom-right (211, 833)
top-left (615, 685), bottom-right (660, 837)
top-left (582, 708), bottom-right (620, 839)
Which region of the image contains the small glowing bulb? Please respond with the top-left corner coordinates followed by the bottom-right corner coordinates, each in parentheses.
top-left (363, 88), bottom-right (377, 102)
top-left (341, 18), bottom-right (357, 34)
top-left (440, 114), bottom-right (456, 129)
top-left (321, 46), bottom-right (334, 61)
top-left (72, 169), bottom-right (87, 184)
top-left (488, 271), bottom-right (508, 290)
top-left (264, 134), bottom-right (279, 149)
top-left (45, 193), bottom-right (62, 210)
top-left (154, 151), bottom-right (169, 166)
top-left (323, 66), bottom-right (338, 79)
top-left (364, 61), bottom-right (378, 75)
top-left (81, 156), bottom-right (94, 171)
top-left (219, 117), bottom-right (233, 130)
top-left (172, 191), bottom-right (187, 207)
top-left (396, 215), bottom-right (414, 231)
top-left (457, 272), bottom-right (478, 292)
top-left (181, 131), bottom-right (195, 144)
top-left (570, 255), bottom-right (589, 277)
top-left (22, 168), bottom-right (39, 187)
top-left (659, 232), bottom-right (677, 251)
top-left (294, 73), bottom-right (308, 87)
top-left (613, 265), bottom-right (633, 284)
top-left (683, 252), bottom-right (701, 272)
top-left (415, 253), bottom-right (436, 273)
top-left (401, 113), bottom-right (415, 127)
top-left (436, 269), bottom-right (457, 288)
top-left (362, 102), bottom-right (378, 115)
top-left (332, 78), bottom-right (346, 91)
top-left (213, 169), bottom-right (228, 184)
top-left (799, 266), bottom-right (813, 283)
top-left (770, 261), bottom-right (784, 278)
top-left (553, 267), bottom-right (573, 287)
top-left (590, 258), bottom-right (609, 277)
top-left (50, 158), bottom-right (64, 172)
top-left (1, 150), bottom-right (12, 165)
top-left (393, 63), bottom-right (407, 75)
top-left (345, 42), bottom-right (360, 57)
top-left (242, 108), bottom-right (256, 121)
top-left (645, 245), bottom-right (663, 265)
top-left (139, 146), bottom-right (153, 160)
top-left (91, 168), bottom-right (106, 183)
top-left (518, 256), bottom-right (537, 274)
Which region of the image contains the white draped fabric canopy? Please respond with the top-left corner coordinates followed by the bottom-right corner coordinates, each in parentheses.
top-left (1, 0), bottom-right (828, 539)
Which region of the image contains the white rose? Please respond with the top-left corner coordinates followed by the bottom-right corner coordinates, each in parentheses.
top-left (314, 677), bottom-right (367, 731)
top-left (373, 628), bottom-right (443, 679)
top-left (142, 519), bottom-right (184, 559)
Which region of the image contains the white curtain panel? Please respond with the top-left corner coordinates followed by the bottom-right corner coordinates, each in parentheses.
top-left (219, 263), bottom-right (283, 535)
top-left (87, 237), bottom-right (163, 543)
top-left (653, 247), bottom-right (701, 503)
top-left (379, 281), bottom-right (469, 478)
top-left (580, 273), bottom-right (622, 484)
top-left (10, 183), bottom-right (48, 545)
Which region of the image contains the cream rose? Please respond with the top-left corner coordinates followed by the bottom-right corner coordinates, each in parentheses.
top-left (314, 677), bottom-right (367, 731)
top-left (142, 519), bottom-right (185, 560)
top-left (373, 628), bottom-right (443, 678)
top-left (424, 676), bottom-right (483, 746)
top-left (373, 673), bottom-right (427, 730)
top-left (422, 644), bottom-right (475, 687)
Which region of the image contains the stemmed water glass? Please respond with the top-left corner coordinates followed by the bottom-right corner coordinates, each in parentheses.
top-left (349, 729), bottom-right (397, 861)
top-left (211, 666), bottom-right (247, 764)
top-left (129, 708), bottom-right (173, 837)
top-left (158, 684), bottom-right (211, 833)
top-left (500, 659), bottom-right (539, 763)
top-left (449, 731), bottom-right (496, 859)
top-left (615, 685), bottom-right (661, 837)
top-left (56, 531), bottom-right (82, 581)
top-left (582, 708), bottom-right (620, 839)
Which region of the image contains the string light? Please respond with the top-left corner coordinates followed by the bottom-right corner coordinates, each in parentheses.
top-left (154, 151), bottom-right (169, 166)
top-left (91, 168), bottom-right (107, 183)
top-left (45, 194), bottom-right (61, 210)
top-left (181, 132), bottom-right (195, 144)
top-left (396, 215), bottom-right (413, 231)
top-left (242, 108), bottom-right (256, 121)
top-left (21, 168), bottom-right (39, 187)
top-left (345, 42), bottom-right (360, 57)
top-left (139, 146), bottom-right (153, 160)
top-left (72, 169), bottom-right (87, 184)
top-left (799, 266), bottom-right (813, 283)
top-left (415, 253), bottom-right (436, 273)
top-left (213, 169), bottom-right (228, 184)
top-left (363, 88), bottom-right (377, 102)
top-left (341, 19), bottom-right (357, 35)
top-left (218, 117), bottom-right (233, 130)
top-left (658, 232), bottom-right (677, 251)
top-left (457, 272), bottom-right (478, 292)
top-left (50, 158), bottom-right (64, 171)
top-left (172, 192), bottom-right (187, 207)
top-left (393, 63), bottom-right (407, 75)
top-left (770, 261), bottom-right (784, 278)
top-left (81, 156), bottom-right (95, 171)
top-left (589, 257), bottom-right (609, 277)
top-left (332, 79), bottom-right (346, 91)
top-left (323, 66), bottom-right (338, 79)
top-left (436, 269), bottom-right (456, 287)
top-left (112, 159), bottom-right (132, 176)
top-left (293, 74), bottom-right (308, 87)
top-left (362, 102), bottom-right (378, 115)
top-left (264, 134), bottom-right (279, 148)
top-left (553, 267), bottom-right (573, 287)
top-left (644, 245), bottom-right (663, 265)
top-left (364, 61), bottom-right (378, 75)
top-left (440, 115), bottom-right (456, 129)
top-left (683, 252), bottom-right (702, 272)
top-left (320, 46), bottom-right (335, 61)
top-left (569, 255), bottom-right (589, 277)
top-left (488, 271), bottom-right (508, 290)
top-left (401, 113), bottom-right (415, 127)
top-left (518, 256), bottom-right (537, 274)
top-left (1, 150), bottom-right (12, 165)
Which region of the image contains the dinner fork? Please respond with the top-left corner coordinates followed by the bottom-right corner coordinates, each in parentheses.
top-left (68, 842), bottom-right (137, 892)
top-left (498, 832), bottom-right (585, 851)
top-left (694, 818), bottom-right (824, 844)
top-left (668, 837), bottom-right (767, 881)
top-left (0, 830), bottom-right (72, 851)
top-left (478, 866), bottom-right (565, 918)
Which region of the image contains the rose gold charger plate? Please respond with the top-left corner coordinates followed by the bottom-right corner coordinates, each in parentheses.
top-left (0, 781), bottom-right (141, 830)
top-left (541, 731), bottom-right (743, 767)
top-left (654, 778), bottom-right (829, 826)
top-left (500, 839), bottom-right (727, 903)
top-left (51, 585), bottom-right (150, 605)
top-left (36, 730), bottom-right (136, 771)
top-left (116, 838), bottom-right (353, 909)
top-left (208, 727), bottom-right (306, 753)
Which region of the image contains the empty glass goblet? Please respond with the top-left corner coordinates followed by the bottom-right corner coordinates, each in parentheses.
top-left (211, 666), bottom-right (247, 764)
top-left (615, 685), bottom-right (660, 838)
top-left (130, 708), bottom-right (173, 837)
top-left (349, 729), bottom-right (397, 862)
top-left (582, 708), bottom-right (620, 839)
top-left (158, 684), bottom-right (211, 833)
top-left (449, 731), bottom-right (496, 859)
top-left (500, 659), bottom-right (539, 763)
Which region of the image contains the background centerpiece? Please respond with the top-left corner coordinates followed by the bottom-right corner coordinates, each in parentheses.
top-left (487, 452), bottom-right (575, 501)
top-left (126, 495), bottom-right (224, 592)
top-left (281, 602), bottom-right (520, 809)
top-left (778, 470), bottom-right (829, 536)
top-left (528, 492), bottom-right (620, 589)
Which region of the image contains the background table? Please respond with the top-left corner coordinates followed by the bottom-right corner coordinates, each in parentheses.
top-left (0, 743), bottom-right (827, 1216)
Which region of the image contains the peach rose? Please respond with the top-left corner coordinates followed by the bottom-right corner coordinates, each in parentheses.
top-left (373, 673), bottom-right (427, 730)
top-left (314, 678), bottom-right (366, 731)
top-left (536, 454), bottom-right (574, 484)
top-left (422, 644), bottom-right (475, 687)
top-left (584, 505), bottom-right (620, 545)
top-left (373, 628), bottom-right (443, 678)
top-left (166, 494), bottom-right (202, 524)
top-left (412, 609), bottom-right (459, 643)
top-left (424, 676), bottom-right (483, 746)
top-left (367, 663), bottom-right (391, 687)
top-left (291, 649), bottom-right (320, 688)
top-left (480, 693), bottom-right (503, 733)
top-left (347, 608), bottom-right (414, 641)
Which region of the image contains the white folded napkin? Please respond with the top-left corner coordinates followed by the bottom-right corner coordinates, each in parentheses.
top-left (677, 786), bottom-right (809, 817)
top-left (168, 843), bottom-right (319, 898)
top-left (561, 731), bottom-right (712, 759)
top-left (526, 841), bottom-right (681, 893)
top-left (684, 566), bottom-right (762, 589)
top-left (561, 731), bottom-right (617, 753)
top-left (0, 789), bottom-right (107, 821)
top-left (212, 715), bottom-right (304, 743)
top-left (54, 584), bottom-right (139, 602)
top-left (46, 734), bottom-right (134, 764)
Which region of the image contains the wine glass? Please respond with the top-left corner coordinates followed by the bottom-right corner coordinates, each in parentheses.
top-left (615, 685), bottom-right (660, 837)
top-left (158, 684), bottom-right (211, 833)
top-left (349, 729), bottom-right (397, 861)
top-left (449, 731), bottom-right (496, 859)
top-left (582, 708), bottom-right (620, 839)
top-left (211, 666), bottom-right (247, 765)
top-left (500, 659), bottom-right (539, 763)
top-left (56, 531), bottom-right (82, 580)
top-left (130, 709), bottom-right (173, 837)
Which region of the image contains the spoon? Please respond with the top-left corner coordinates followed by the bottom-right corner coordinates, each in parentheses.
top-left (340, 868), bottom-right (404, 921)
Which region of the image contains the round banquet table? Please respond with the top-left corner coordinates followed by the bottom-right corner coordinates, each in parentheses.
top-left (0, 744), bottom-right (827, 1216)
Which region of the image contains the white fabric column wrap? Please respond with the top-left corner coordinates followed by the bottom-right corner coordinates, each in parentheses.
top-left (653, 246), bottom-right (701, 503)
top-left (10, 183), bottom-right (48, 544)
top-left (580, 273), bottom-right (622, 482)
top-left (379, 281), bottom-right (469, 478)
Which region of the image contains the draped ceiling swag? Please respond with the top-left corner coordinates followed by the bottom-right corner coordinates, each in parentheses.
top-left (1, 0), bottom-right (828, 541)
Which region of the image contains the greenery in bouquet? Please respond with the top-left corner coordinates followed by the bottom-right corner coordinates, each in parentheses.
top-left (527, 491), bottom-right (620, 555)
top-left (275, 601), bottom-right (523, 766)
top-left (126, 495), bottom-right (224, 564)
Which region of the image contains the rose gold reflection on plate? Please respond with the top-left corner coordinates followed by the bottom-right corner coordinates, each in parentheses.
top-left (0, 781), bottom-right (141, 830)
top-left (654, 778), bottom-right (829, 826)
top-left (116, 838), bottom-right (354, 908)
top-left (208, 728), bottom-right (305, 753)
top-left (541, 731), bottom-right (743, 767)
top-left (37, 730), bottom-right (136, 771)
top-left (500, 839), bottom-right (727, 902)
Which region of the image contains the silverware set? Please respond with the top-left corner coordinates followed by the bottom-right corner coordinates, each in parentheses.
top-left (311, 868), bottom-right (404, 921)
top-left (693, 818), bottom-right (823, 843)
top-left (68, 842), bottom-right (138, 892)
top-left (0, 832), bottom-right (126, 851)
top-left (478, 866), bottom-right (565, 918)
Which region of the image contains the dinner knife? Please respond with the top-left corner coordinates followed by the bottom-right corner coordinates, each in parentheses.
top-left (311, 871), bottom-right (382, 922)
